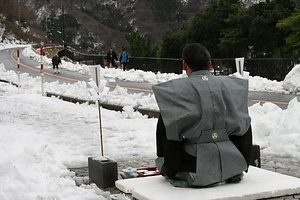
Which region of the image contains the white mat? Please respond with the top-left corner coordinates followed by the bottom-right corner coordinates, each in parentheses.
top-left (115, 166), bottom-right (300, 200)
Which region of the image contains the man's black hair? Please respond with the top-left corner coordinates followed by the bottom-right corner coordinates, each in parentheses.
top-left (182, 43), bottom-right (211, 71)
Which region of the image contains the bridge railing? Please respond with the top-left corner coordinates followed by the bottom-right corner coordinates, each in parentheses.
top-left (54, 46), bottom-right (297, 81)
top-left (122, 57), bottom-right (296, 81)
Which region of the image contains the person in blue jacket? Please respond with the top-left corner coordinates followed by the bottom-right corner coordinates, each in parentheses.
top-left (119, 49), bottom-right (129, 71)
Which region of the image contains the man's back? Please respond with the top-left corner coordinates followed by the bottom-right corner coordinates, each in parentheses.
top-left (153, 71), bottom-right (251, 187)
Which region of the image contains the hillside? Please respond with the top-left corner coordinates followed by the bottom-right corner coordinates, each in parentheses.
top-left (0, 0), bottom-right (266, 54)
top-left (0, 0), bottom-right (219, 53)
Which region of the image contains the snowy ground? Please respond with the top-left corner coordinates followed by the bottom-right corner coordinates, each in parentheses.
top-left (1, 42), bottom-right (300, 199)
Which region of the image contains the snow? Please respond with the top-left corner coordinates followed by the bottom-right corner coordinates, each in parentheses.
top-left (1, 41), bottom-right (300, 199)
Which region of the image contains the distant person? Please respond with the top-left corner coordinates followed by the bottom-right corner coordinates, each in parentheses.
top-left (119, 49), bottom-right (129, 71)
top-left (152, 43), bottom-right (252, 188)
top-left (52, 54), bottom-right (62, 74)
top-left (106, 47), bottom-right (118, 68)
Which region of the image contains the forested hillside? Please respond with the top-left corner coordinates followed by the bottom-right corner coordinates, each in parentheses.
top-left (1, 0), bottom-right (300, 58)
top-left (0, 0), bottom-right (212, 53)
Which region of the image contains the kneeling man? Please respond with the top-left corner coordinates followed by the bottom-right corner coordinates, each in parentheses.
top-left (152, 43), bottom-right (252, 187)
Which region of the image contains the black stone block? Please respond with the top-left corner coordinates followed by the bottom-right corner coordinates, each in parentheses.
top-left (88, 157), bottom-right (118, 188)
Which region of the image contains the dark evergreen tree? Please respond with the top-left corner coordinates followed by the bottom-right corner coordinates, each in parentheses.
top-left (277, 8), bottom-right (300, 57)
top-left (246, 0), bottom-right (295, 57)
top-left (125, 31), bottom-right (157, 57)
top-left (41, 12), bottom-right (81, 46)
top-left (159, 25), bottom-right (189, 58)
top-left (187, 0), bottom-right (241, 57)
top-left (218, 3), bottom-right (249, 57)
top-left (41, 12), bottom-right (61, 44)
top-left (151, 0), bottom-right (179, 21)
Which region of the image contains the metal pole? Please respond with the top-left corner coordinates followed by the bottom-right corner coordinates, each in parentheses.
top-left (41, 64), bottom-right (44, 95)
top-left (239, 61), bottom-right (242, 76)
top-left (18, 0), bottom-right (20, 27)
top-left (62, 5), bottom-right (66, 48)
top-left (40, 43), bottom-right (44, 95)
top-left (17, 49), bottom-right (20, 87)
top-left (45, 0), bottom-right (48, 37)
top-left (95, 67), bottom-right (104, 156)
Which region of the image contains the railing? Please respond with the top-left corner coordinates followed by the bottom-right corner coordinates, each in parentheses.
top-left (211, 58), bottom-right (296, 81)
top-left (124, 57), bottom-right (296, 81)
top-left (55, 46), bottom-right (297, 81)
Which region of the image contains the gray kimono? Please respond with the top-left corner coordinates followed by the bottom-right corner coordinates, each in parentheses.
top-left (152, 70), bottom-right (251, 187)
